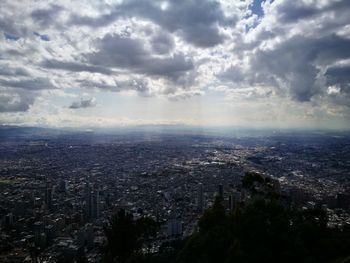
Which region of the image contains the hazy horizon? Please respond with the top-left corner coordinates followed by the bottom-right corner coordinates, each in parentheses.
top-left (2, 123), bottom-right (350, 135)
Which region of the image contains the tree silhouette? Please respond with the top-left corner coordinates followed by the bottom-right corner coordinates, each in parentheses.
top-left (103, 173), bottom-right (350, 263)
top-left (177, 172), bottom-right (350, 263)
top-left (102, 209), bottom-right (158, 263)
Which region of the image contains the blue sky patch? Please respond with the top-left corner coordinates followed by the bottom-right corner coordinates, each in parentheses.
top-left (4, 32), bottom-right (20, 41)
top-left (34, 32), bottom-right (50, 41)
top-left (251, 0), bottom-right (264, 17)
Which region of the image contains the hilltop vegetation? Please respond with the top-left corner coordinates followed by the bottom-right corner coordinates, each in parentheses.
top-left (103, 173), bottom-right (350, 263)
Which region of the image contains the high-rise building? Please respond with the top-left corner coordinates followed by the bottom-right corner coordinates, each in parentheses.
top-left (197, 183), bottom-right (204, 213)
top-left (59, 178), bottom-right (68, 193)
top-left (337, 193), bottom-right (350, 211)
top-left (45, 225), bottom-right (55, 245)
top-left (105, 191), bottom-right (111, 207)
top-left (91, 190), bottom-right (100, 219)
top-left (218, 184), bottom-right (224, 199)
top-left (228, 190), bottom-right (241, 211)
top-left (34, 221), bottom-right (44, 247)
top-left (228, 194), bottom-right (234, 211)
top-left (84, 183), bottom-right (92, 220)
top-left (45, 187), bottom-right (53, 211)
top-left (77, 223), bottom-right (94, 249)
top-left (4, 213), bottom-right (14, 229)
top-left (167, 217), bottom-right (182, 237)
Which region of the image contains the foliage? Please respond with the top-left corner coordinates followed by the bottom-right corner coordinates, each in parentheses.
top-left (177, 173), bottom-right (350, 263)
top-left (102, 209), bottom-right (159, 263)
top-left (103, 173), bottom-right (350, 263)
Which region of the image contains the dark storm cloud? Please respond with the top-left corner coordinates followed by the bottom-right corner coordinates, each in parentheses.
top-left (0, 90), bottom-right (35, 112)
top-left (86, 34), bottom-right (194, 79)
top-left (41, 59), bottom-right (114, 75)
top-left (70, 0), bottom-right (232, 47)
top-left (0, 78), bottom-right (56, 90)
top-left (69, 98), bottom-right (96, 109)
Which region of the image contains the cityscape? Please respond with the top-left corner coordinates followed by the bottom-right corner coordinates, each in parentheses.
top-left (1, 0), bottom-right (350, 262)
top-left (0, 126), bottom-right (349, 262)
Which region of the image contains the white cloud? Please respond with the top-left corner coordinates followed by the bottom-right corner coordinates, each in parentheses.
top-left (327, 85), bottom-right (341, 95)
top-left (0, 0), bottom-right (349, 129)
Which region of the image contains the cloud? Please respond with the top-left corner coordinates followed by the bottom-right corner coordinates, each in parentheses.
top-left (1, 0), bottom-right (350, 128)
top-left (167, 90), bottom-right (202, 101)
top-left (41, 59), bottom-right (114, 75)
top-left (325, 65), bottom-right (350, 93)
top-left (69, 97), bottom-right (96, 109)
top-left (70, 0), bottom-right (233, 47)
top-left (218, 0), bottom-right (350, 103)
top-left (4, 32), bottom-right (20, 41)
top-left (30, 4), bottom-right (65, 28)
top-left (0, 77), bottom-right (56, 112)
top-left (0, 89), bottom-right (35, 112)
top-left (0, 17), bottom-right (28, 39)
top-left (276, 0), bottom-right (349, 23)
top-left (86, 34), bottom-right (194, 80)
top-left (0, 67), bottom-right (30, 77)
top-left (150, 31), bottom-right (174, 54)
top-left (218, 66), bottom-right (244, 84)
top-left (77, 78), bottom-right (150, 95)
top-left (0, 78), bottom-right (56, 90)
top-left (327, 85), bottom-right (341, 95)
top-left (33, 32), bottom-right (50, 41)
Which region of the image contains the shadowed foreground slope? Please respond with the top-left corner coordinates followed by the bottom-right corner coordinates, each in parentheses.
top-left (103, 173), bottom-right (350, 263)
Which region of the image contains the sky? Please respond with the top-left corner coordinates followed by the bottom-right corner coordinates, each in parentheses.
top-left (0, 0), bottom-right (350, 130)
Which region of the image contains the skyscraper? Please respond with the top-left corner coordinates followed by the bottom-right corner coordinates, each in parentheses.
top-left (197, 183), bottom-right (204, 213)
top-left (228, 190), bottom-right (241, 211)
top-left (218, 184), bottom-right (224, 199)
top-left (228, 194), bottom-right (234, 211)
top-left (92, 190), bottom-right (100, 219)
top-left (84, 183), bottom-right (92, 220)
top-left (45, 187), bottom-right (53, 211)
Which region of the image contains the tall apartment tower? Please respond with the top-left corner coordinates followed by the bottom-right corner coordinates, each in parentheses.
top-left (84, 183), bottom-right (92, 220)
top-left (197, 183), bottom-right (204, 213)
top-left (92, 189), bottom-right (100, 219)
top-left (228, 190), bottom-right (241, 211)
top-left (218, 184), bottom-right (224, 199)
top-left (45, 186), bottom-right (53, 211)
